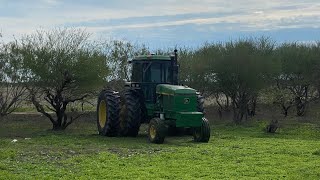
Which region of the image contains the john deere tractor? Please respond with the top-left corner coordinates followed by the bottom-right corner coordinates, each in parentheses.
top-left (97, 50), bottom-right (210, 144)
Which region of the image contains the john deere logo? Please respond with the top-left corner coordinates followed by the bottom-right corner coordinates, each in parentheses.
top-left (184, 98), bottom-right (190, 104)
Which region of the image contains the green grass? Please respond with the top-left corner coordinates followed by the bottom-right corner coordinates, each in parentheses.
top-left (0, 113), bottom-right (320, 179)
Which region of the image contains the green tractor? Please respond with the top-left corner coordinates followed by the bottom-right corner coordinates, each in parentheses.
top-left (97, 50), bottom-right (210, 144)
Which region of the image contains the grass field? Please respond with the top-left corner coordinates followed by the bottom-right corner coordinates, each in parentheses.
top-left (0, 107), bottom-right (320, 179)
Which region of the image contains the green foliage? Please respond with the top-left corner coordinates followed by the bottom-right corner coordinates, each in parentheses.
top-left (274, 43), bottom-right (320, 116)
top-left (103, 40), bottom-right (149, 81)
top-left (0, 37), bottom-right (27, 116)
top-left (17, 28), bottom-right (108, 92)
top-left (213, 38), bottom-right (276, 96)
top-left (5, 28), bottom-right (109, 129)
top-left (277, 43), bottom-right (315, 81)
top-left (178, 38), bottom-right (320, 120)
top-left (179, 45), bottom-right (219, 96)
top-left (180, 38), bottom-right (277, 123)
top-left (310, 42), bottom-right (320, 90)
top-left (100, 40), bottom-right (149, 92)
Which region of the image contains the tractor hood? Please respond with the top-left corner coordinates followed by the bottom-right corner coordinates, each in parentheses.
top-left (156, 84), bottom-right (196, 96)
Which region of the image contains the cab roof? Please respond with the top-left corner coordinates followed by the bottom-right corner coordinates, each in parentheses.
top-left (132, 55), bottom-right (172, 61)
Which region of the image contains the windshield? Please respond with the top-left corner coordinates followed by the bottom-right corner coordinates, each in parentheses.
top-left (144, 62), bottom-right (171, 83)
top-left (131, 61), bottom-right (172, 83)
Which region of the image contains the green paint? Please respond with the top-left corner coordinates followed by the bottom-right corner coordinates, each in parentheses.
top-left (156, 84), bottom-right (197, 96)
top-left (145, 103), bottom-right (156, 117)
top-left (152, 84), bottom-right (202, 127)
top-left (175, 112), bottom-right (203, 127)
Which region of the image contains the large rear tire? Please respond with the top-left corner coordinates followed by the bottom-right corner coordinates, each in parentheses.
top-left (97, 90), bottom-right (121, 137)
top-left (119, 90), bottom-right (142, 137)
top-left (193, 118), bottom-right (210, 143)
top-left (148, 118), bottom-right (167, 144)
top-left (132, 89), bottom-right (148, 124)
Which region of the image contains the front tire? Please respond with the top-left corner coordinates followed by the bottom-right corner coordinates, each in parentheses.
top-left (97, 90), bottom-right (121, 137)
top-left (193, 118), bottom-right (210, 142)
top-left (148, 118), bottom-right (167, 144)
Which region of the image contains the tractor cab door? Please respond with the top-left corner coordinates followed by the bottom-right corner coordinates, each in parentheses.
top-left (132, 61), bottom-right (172, 102)
top-left (143, 62), bottom-right (172, 103)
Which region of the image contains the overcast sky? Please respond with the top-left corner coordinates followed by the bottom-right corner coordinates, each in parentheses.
top-left (0, 0), bottom-right (319, 49)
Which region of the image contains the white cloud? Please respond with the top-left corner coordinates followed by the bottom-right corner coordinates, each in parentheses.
top-left (73, 4), bottom-right (320, 32)
top-left (0, 0), bottom-right (319, 41)
top-left (42, 0), bottom-right (60, 6)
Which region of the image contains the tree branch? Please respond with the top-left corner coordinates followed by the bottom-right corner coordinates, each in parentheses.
top-left (65, 94), bottom-right (89, 104)
top-left (28, 87), bottom-right (56, 124)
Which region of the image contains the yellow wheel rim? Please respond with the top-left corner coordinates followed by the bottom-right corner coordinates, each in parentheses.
top-left (98, 100), bottom-right (107, 127)
top-left (150, 125), bottom-right (157, 139)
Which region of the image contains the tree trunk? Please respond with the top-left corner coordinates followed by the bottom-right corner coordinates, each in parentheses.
top-left (52, 123), bottom-right (64, 131)
top-left (217, 107), bottom-right (222, 119)
top-left (231, 92), bottom-right (250, 124)
top-left (224, 94), bottom-right (230, 111)
top-left (295, 97), bottom-right (306, 116)
top-left (52, 114), bottom-right (63, 130)
top-left (232, 103), bottom-right (245, 124)
top-left (233, 109), bottom-right (244, 124)
top-left (247, 96), bottom-right (257, 117)
top-left (296, 103), bottom-right (306, 116)
top-left (252, 97), bottom-right (257, 116)
top-left (281, 104), bottom-right (290, 117)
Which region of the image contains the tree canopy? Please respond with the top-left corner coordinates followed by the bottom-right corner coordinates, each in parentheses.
top-left (8, 28), bottom-right (109, 129)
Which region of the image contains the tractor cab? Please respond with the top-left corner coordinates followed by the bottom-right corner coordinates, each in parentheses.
top-left (129, 51), bottom-right (179, 103)
top-left (131, 55), bottom-right (173, 84)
